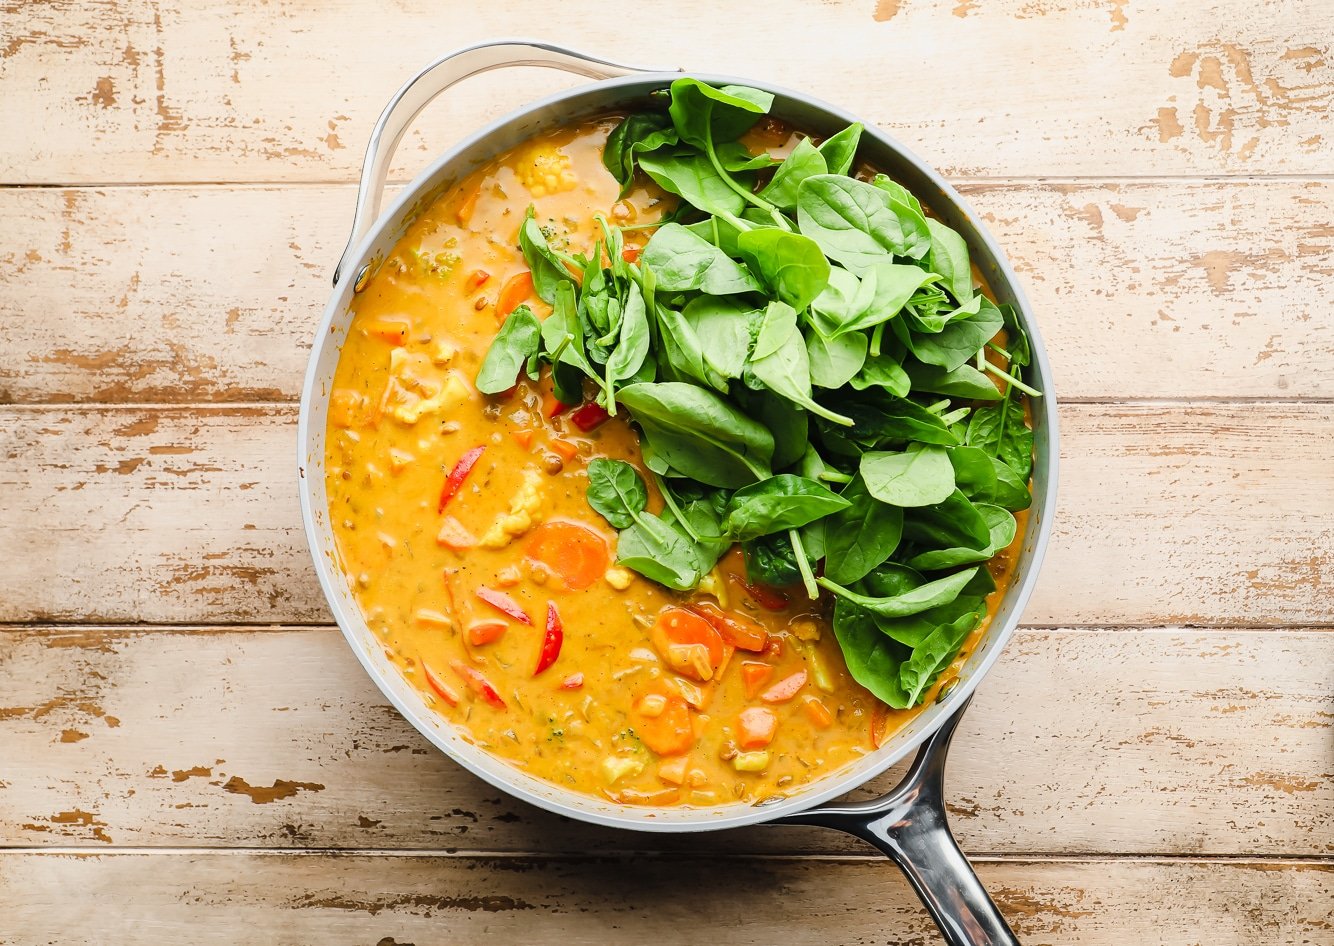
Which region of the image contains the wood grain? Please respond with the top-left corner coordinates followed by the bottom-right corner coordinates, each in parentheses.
top-left (1, 625), bottom-right (1328, 855)
top-left (2, 181), bottom-right (1331, 404)
top-left (0, 0), bottom-right (1328, 183)
top-left (1, 404), bottom-right (1330, 626)
top-left (1, 852), bottom-right (1329, 946)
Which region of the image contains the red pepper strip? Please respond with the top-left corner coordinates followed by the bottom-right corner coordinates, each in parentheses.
top-left (535, 602), bottom-right (563, 676)
top-left (449, 660), bottom-right (506, 710)
top-left (549, 400), bottom-right (573, 419)
top-left (437, 445), bottom-right (486, 513)
top-left (728, 573), bottom-right (790, 611)
top-left (475, 586), bottom-right (533, 625)
top-left (423, 665), bottom-right (460, 706)
top-left (570, 402), bottom-right (610, 432)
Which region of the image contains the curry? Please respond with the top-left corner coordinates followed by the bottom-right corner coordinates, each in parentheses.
top-left (324, 93), bottom-right (1032, 807)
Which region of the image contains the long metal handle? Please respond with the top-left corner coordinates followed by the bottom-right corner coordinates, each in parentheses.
top-left (776, 699), bottom-right (1020, 946)
top-left (334, 39), bottom-right (678, 286)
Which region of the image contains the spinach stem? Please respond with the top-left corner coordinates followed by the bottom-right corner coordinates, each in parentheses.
top-left (981, 360), bottom-right (1043, 397)
top-left (870, 322), bottom-right (885, 358)
top-left (975, 348), bottom-right (986, 372)
top-left (939, 406), bottom-right (971, 426)
top-left (704, 125), bottom-right (781, 217)
top-left (652, 473), bottom-right (701, 542)
top-left (985, 341), bottom-right (1012, 361)
top-left (817, 470), bottom-right (853, 484)
top-left (923, 399), bottom-right (951, 415)
top-left (788, 529), bottom-right (819, 600)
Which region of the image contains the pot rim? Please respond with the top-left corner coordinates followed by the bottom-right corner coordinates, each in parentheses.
top-left (297, 68), bottom-right (1059, 832)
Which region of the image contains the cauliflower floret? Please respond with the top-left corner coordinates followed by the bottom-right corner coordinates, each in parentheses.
top-left (514, 142), bottom-right (578, 197)
top-left (478, 468), bottom-right (546, 548)
top-left (379, 349), bottom-right (472, 425)
top-left (604, 566), bottom-right (634, 590)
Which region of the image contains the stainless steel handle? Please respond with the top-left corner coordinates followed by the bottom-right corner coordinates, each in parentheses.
top-left (334, 39), bottom-right (678, 286)
top-left (776, 698), bottom-right (1020, 946)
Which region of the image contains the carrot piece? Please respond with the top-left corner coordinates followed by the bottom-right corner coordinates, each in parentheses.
top-left (449, 660), bottom-right (506, 709)
top-left (465, 269), bottom-right (491, 291)
top-left (651, 607), bottom-right (724, 683)
top-left (633, 681), bottom-right (695, 756)
top-left (803, 697), bottom-right (834, 729)
top-left (435, 516), bottom-right (477, 550)
top-left (422, 665), bottom-right (460, 706)
top-left (560, 672), bottom-right (584, 690)
top-left (362, 318), bottom-right (410, 346)
top-left (456, 181), bottom-right (482, 226)
top-left (621, 246), bottom-right (641, 263)
top-left (524, 520), bottom-right (609, 590)
top-left (549, 438), bottom-right (580, 461)
top-left (465, 620), bottom-right (507, 647)
top-left (689, 602), bottom-right (768, 653)
top-left (657, 754), bottom-right (689, 785)
top-left (511, 429), bottom-right (535, 450)
top-left (475, 587), bottom-right (533, 625)
top-left (737, 707), bottom-right (778, 749)
top-left (761, 669), bottom-right (808, 704)
top-left (437, 445), bottom-right (486, 513)
top-left (496, 271), bottom-right (534, 318)
top-left (716, 642), bottom-right (736, 680)
top-left (741, 662), bottom-right (774, 700)
top-left (728, 573), bottom-right (790, 611)
top-left (543, 393), bottom-right (573, 419)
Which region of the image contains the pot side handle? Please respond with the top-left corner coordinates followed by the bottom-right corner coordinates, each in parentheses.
top-left (334, 39), bottom-right (679, 287)
top-left (774, 698), bottom-right (1021, 946)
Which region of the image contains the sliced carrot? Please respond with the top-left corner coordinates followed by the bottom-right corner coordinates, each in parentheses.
top-left (657, 754), bottom-right (689, 785)
top-left (690, 602), bottom-right (768, 653)
top-left (716, 642), bottom-right (736, 680)
top-left (741, 662), bottom-right (774, 700)
top-left (633, 681), bottom-right (695, 756)
top-left (736, 707), bottom-right (778, 749)
top-left (549, 438), bottom-right (580, 461)
top-left (543, 392), bottom-right (572, 418)
top-left (803, 697), bottom-right (834, 729)
top-left (464, 268), bottom-right (491, 291)
top-left (496, 270), bottom-right (534, 318)
top-left (524, 520), bottom-right (608, 591)
top-left (435, 516), bottom-right (476, 550)
top-left (651, 607), bottom-right (724, 683)
top-left (422, 665), bottom-right (460, 706)
top-left (511, 429), bottom-right (535, 450)
top-left (362, 318), bottom-right (410, 346)
top-left (465, 620), bottom-right (507, 647)
top-left (761, 669), bottom-right (808, 704)
top-left (621, 246), bottom-right (641, 263)
top-left (455, 181), bottom-right (482, 226)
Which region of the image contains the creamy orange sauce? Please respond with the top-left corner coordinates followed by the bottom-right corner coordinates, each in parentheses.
top-left (325, 116), bottom-right (1026, 806)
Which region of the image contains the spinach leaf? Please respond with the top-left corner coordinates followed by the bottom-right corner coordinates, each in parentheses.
top-left (819, 566), bottom-right (978, 619)
top-left (603, 113), bottom-right (678, 194)
top-left (724, 474), bottom-right (850, 541)
top-left (898, 597), bottom-right (986, 704)
top-left (736, 388), bottom-right (808, 470)
top-left (684, 214), bottom-right (744, 257)
top-left (817, 123), bottom-right (862, 177)
top-left (966, 397), bottom-right (1033, 480)
top-left (540, 281), bottom-right (596, 382)
top-left (903, 359), bottom-right (1002, 400)
top-left (870, 594), bottom-right (985, 648)
top-left (903, 298), bottom-right (1004, 371)
top-left (667, 78), bottom-right (773, 148)
top-left (797, 174), bottom-right (931, 273)
top-left (683, 295), bottom-right (758, 381)
top-left (758, 138), bottom-right (828, 211)
top-left (642, 223), bottom-right (762, 295)
top-left (617, 381), bottom-right (774, 488)
top-left (585, 458), bottom-right (649, 529)
top-left (860, 445), bottom-right (956, 507)
top-left (810, 266), bottom-right (876, 337)
top-left (926, 218), bottom-right (973, 303)
top-left (831, 262), bottom-right (941, 337)
top-left (519, 206), bottom-right (577, 304)
top-left (870, 173), bottom-right (924, 215)
top-left (602, 280), bottom-right (651, 401)
top-left (901, 489), bottom-right (991, 553)
top-left (832, 600), bottom-right (912, 708)
top-left (947, 445), bottom-right (999, 503)
top-left (989, 455), bottom-right (1032, 510)
top-left (806, 328), bottom-right (868, 389)
top-left (639, 149), bottom-right (747, 217)
top-left (475, 305), bottom-right (541, 394)
top-left (849, 351), bottom-right (911, 396)
top-left (744, 531), bottom-right (805, 587)
top-left (823, 474), bottom-right (904, 585)
top-left (907, 503), bottom-right (1015, 570)
top-left (616, 512), bottom-right (708, 591)
top-left (819, 392), bottom-right (960, 450)
top-left (737, 228), bottom-right (830, 310)
top-left (751, 301), bottom-right (854, 426)
top-left (653, 301), bottom-right (728, 392)
top-left (999, 302), bottom-right (1031, 368)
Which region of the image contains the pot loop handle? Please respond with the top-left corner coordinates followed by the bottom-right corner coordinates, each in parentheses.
top-left (334, 39), bottom-right (679, 287)
top-left (775, 697), bottom-right (1021, 946)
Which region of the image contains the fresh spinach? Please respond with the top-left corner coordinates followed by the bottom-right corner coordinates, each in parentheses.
top-left (519, 207), bottom-right (577, 304)
top-left (823, 474), bottom-right (904, 584)
top-left (724, 474), bottom-right (850, 541)
top-left (860, 444), bottom-right (956, 507)
top-left (585, 458), bottom-right (650, 529)
top-left (736, 228), bottom-right (831, 310)
top-left (642, 223), bottom-right (762, 295)
top-left (817, 123), bottom-right (863, 177)
top-left (751, 301), bottom-right (854, 426)
top-left (797, 175), bottom-right (932, 272)
top-left (475, 305), bottom-right (541, 394)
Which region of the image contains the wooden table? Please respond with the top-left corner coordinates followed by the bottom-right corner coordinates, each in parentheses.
top-left (1, 2), bottom-right (1330, 942)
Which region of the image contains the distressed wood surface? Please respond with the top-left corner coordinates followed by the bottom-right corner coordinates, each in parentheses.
top-left (1, 625), bottom-right (1329, 856)
top-left (0, 0), bottom-right (1329, 183)
top-left (1, 852), bottom-right (1330, 946)
top-left (2, 180), bottom-right (1332, 405)
top-left (1, 403), bottom-right (1330, 626)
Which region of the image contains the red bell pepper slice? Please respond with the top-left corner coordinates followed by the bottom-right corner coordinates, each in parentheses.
top-left (475, 587), bottom-right (532, 625)
top-left (534, 602), bottom-right (563, 676)
top-left (437, 445), bottom-right (486, 513)
top-left (449, 660), bottom-right (506, 710)
top-left (570, 402), bottom-right (610, 432)
top-left (423, 665), bottom-right (460, 706)
top-left (728, 573), bottom-right (790, 611)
